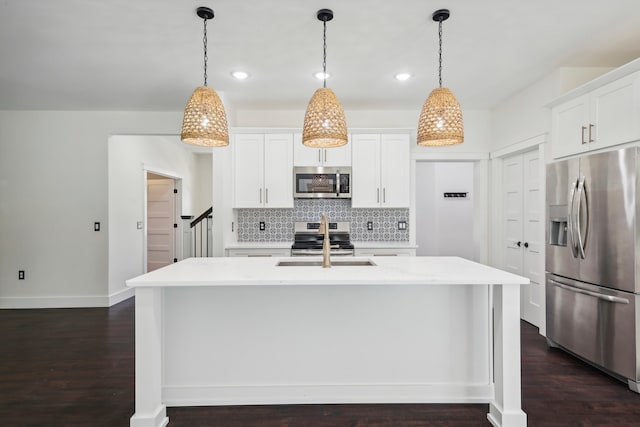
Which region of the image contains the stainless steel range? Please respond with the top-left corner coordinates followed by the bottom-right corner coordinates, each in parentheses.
top-left (291, 221), bottom-right (354, 256)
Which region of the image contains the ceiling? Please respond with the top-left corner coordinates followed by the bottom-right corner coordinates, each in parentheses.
top-left (2, 0), bottom-right (640, 112)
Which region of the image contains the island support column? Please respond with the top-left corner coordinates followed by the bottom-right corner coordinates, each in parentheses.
top-left (130, 287), bottom-right (169, 427)
top-left (488, 283), bottom-right (527, 427)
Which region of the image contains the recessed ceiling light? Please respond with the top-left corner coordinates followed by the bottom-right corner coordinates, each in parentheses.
top-left (314, 71), bottom-right (331, 80)
top-left (395, 73), bottom-right (412, 81)
top-left (231, 71), bottom-right (249, 80)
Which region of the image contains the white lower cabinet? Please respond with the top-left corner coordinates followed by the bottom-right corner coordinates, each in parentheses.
top-left (233, 134), bottom-right (293, 208)
top-left (226, 248), bottom-right (291, 257)
top-left (355, 248), bottom-right (415, 257)
top-left (351, 134), bottom-right (410, 208)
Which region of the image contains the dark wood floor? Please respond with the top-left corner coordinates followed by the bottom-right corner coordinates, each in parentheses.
top-left (1, 297), bottom-right (640, 426)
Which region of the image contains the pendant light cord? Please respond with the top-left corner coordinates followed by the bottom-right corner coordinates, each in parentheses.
top-left (203, 17), bottom-right (209, 87)
top-left (438, 17), bottom-right (443, 88)
top-left (322, 19), bottom-right (327, 89)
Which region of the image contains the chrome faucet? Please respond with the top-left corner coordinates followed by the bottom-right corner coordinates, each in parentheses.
top-left (319, 213), bottom-right (332, 268)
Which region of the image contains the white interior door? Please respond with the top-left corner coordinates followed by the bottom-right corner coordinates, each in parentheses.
top-left (503, 154), bottom-right (524, 276)
top-left (147, 176), bottom-right (175, 272)
top-left (522, 150), bottom-right (543, 326)
top-left (502, 149), bottom-right (542, 327)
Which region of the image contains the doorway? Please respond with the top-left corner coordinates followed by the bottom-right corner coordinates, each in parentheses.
top-left (146, 172), bottom-right (178, 272)
top-left (415, 162), bottom-right (477, 260)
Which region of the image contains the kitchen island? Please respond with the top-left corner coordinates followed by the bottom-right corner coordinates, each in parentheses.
top-left (127, 256), bottom-right (528, 427)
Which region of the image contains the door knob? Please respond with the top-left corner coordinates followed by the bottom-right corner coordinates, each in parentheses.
top-left (524, 242), bottom-right (529, 248)
top-left (516, 241), bottom-right (522, 247)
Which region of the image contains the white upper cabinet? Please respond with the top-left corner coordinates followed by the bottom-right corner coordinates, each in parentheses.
top-left (351, 134), bottom-right (410, 208)
top-left (293, 133), bottom-right (352, 167)
top-left (351, 134), bottom-right (380, 207)
top-left (552, 71), bottom-right (640, 159)
top-left (233, 133), bottom-right (293, 208)
top-left (380, 134), bottom-right (411, 207)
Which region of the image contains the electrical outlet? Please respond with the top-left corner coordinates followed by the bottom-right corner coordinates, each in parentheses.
top-left (259, 221), bottom-right (266, 231)
top-left (94, 222), bottom-right (101, 231)
top-left (398, 221), bottom-right (407, 230)
top-left (18, 270), bottom-right (25, 280)
top-left (367, 221), bottom-right (373, 231)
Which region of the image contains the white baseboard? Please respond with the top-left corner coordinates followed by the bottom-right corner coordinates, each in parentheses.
top-left (0, 288), bottom-right (134, 309)
top-left (109, 287), bottom-right (135, 306)
top-left (163, 383), bottom-right (494, 407)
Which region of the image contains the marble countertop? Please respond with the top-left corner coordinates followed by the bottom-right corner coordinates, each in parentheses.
top-left (127, 256), bottom-right (528, 288)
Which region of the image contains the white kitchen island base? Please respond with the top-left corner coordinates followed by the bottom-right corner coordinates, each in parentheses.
top-left (127, 257), bottom-right (528, 427)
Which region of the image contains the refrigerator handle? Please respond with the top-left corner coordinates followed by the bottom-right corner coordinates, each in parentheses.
top-left (576, 175), bottom-right (588, 259)
top-left (568, 179), bottom-right (579, 258)
top-left (549, 279), bottom-right (629, 304)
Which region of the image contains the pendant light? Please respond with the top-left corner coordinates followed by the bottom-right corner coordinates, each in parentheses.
top-left (181, 7), bottom-right (229, 147)
top-left (302, 9), bottom-right (348, 148)
top-left (417, 9), bottom-right (464, 146)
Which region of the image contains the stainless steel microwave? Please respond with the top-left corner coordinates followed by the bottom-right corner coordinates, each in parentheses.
top-left (294, 167), bottom-right (351, 199)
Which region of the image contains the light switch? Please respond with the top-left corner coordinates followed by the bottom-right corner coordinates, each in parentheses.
top-left (94, 222), bottom-right (100, 231)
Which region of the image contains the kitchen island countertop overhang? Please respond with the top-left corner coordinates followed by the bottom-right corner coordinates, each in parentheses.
top-left (127, 256), bottom-right (529, 427)
top-left (126, 256), bottom-right (528, 287)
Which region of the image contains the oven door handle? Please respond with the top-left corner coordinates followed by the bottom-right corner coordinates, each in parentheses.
top-left (549, 279), bottom-right (629, 304)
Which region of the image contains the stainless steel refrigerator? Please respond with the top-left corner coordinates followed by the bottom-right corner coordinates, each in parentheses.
top-left (546, 146), bottom-right (640, 392)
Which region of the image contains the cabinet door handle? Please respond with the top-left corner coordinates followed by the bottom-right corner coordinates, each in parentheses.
top-left (517, 241), bottom-right (522, 247)
top-left (265, 188), bottom-right (269, 204)
top-left (588, 124), bottom-right (594, 143)
top-left (383, 188), bottom-right (386, 203)
top-left (581, 126), bottom-right (587, 144)
top-left (377, 188), bottom-right (380, 203)
top-left (318, 149), bottom-right (321, 163)
top-left (524, 242), bottom-right (529, 248)
top-left (324, 149), bottom-right (327, 163)
top-left (259, 188), bottom-right (262, 204)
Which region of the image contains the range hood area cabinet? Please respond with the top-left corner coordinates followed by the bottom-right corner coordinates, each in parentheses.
top-left (293, 133), bottom-right (352, 167)
top-left (351, 134), bottom-right (410, 208)
top-left (233, 133), bottom-right (293, 208)
top-left (550, 70), bottom-right (640, 159)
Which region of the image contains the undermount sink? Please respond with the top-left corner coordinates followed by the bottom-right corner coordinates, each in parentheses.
top-left (276, 259), bottom-right (376, 267)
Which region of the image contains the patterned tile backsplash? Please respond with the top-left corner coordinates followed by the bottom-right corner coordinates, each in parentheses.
top-left (237, 199), bottom-right (409, 242)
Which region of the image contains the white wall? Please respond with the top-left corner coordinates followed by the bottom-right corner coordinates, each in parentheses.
top-left (0, 110), bottom-right (182, 308)
top-left (233, 109), bottom-right (421, 129)
top-left (415, 163), bottom-right (476, 260)
top-left (194, 154), bottom-right (213, 216)
top-left (108, 135), bottom-right (210, 300)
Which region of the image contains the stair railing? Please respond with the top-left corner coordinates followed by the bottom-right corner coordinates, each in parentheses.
top-left (189, 207), bottom-right (213, 257)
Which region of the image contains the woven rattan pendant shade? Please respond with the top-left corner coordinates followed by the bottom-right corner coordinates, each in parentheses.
top-left (417, 87), bottom-right (464, 146)
top-left (181, 7), bottom-right (229, 147)
top-left (417, 9), bottom-right (463, 147)
top-left (181, 86), bottom-right (229, 147)
top-left (302, 88), bottom-right (348, 148)
top-left (302, 9), bottom-right (348, 148)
